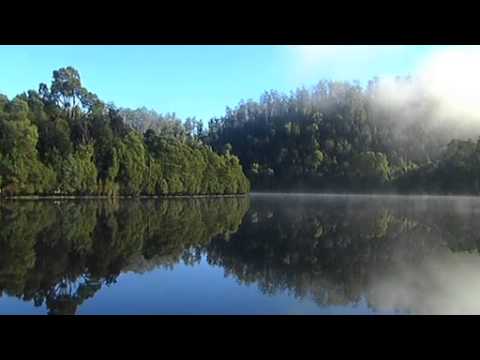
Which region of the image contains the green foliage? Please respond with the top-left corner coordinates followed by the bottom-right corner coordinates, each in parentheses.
top-left (205, 79), bottom-right (479, 194)
top-left (0, 67), bottom-right (250, 197)
top-left (349, 152), bottom-right (391, 190)
top-left (4, 65), bottom-right (480, 195)
top-left (55, 145), bottom-right (98, 194)
top-left (116, 132), bottom-right (147, 195)
top-left (0, 99), bottom-right (56, 195)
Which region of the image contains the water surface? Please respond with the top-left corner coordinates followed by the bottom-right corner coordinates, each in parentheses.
top-left (1, 193), bottom-right (479, 314)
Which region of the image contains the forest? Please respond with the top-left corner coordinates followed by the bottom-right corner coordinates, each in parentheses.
top-left (0, 67), bottom-right (249, 196)
top-left (206, 77), bottom-right (480, 194)
top-left (2, 67), bottom-right (480, 196)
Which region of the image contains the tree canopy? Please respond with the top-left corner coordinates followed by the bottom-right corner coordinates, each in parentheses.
top-left (0, 67), bottom-right (249, 196)
top-left (205, 79), bottom-right (480, 194)
top-left (3, 67), bottom-right (480, 195)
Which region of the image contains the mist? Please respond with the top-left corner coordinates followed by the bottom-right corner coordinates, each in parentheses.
top-left (244, 194), bottom-right (480, 314)
top-left (370, 46), bottom-right (480, 142)
top-left (368, 250), bottom-right (480, 314)
top-left (292, 45), bottom-right (480, 143)
top-left (211, 47), bottom-right (480, 192)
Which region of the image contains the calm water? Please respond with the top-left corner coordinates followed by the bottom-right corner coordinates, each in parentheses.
top-left (1, 193), bottom-right (480, 315)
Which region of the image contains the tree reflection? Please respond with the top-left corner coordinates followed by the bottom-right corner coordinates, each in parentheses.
top-left (0, 197), bottom-right (249, 314)
top-left (2, 195), bottom-right (480, 314)
top-left (205, 196), bottom-right (480, 311)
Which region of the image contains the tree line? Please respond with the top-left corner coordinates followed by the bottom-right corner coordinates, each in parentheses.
top-left (205, 78), bottom-right (480, 194)
top-left (4, 67), bottom-right (480, 196)
top-left (0, 67), bottom-right (249, 196)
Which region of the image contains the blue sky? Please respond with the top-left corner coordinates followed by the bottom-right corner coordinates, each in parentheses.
top-left (0, 45), bottom-right (453, 122)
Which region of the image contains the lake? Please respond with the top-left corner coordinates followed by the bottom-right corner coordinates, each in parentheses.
top-left (1, 193), bottom-right (480, 315)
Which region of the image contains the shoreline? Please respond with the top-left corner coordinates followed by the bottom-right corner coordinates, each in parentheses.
top-left (0, 194), bottom-right (249, 200)
top-left (2, 192), bottom-right (480, 200)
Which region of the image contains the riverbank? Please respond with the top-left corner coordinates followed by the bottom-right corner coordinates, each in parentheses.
top-left (0, 194), bottom-right (249, 200)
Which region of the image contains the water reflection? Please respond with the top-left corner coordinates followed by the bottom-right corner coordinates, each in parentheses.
top-left (210, 194), bottom-right (480, 314)
top-left (0, 198), bottom-right (249, 314)
top-left (1, 194), bottom-right (480, 314)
